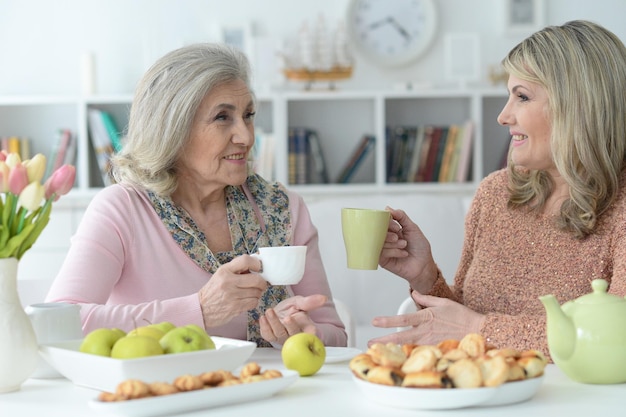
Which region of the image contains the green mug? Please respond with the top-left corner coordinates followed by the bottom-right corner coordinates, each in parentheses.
top-left (341, 208), bottom-right (391, 270)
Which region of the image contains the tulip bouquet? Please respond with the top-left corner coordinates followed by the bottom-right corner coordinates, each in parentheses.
top-left (0, 151), bottom-right (75, 260)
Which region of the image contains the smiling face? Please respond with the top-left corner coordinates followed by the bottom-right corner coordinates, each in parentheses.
top-left (176, 79), bottom-right (255, 193)
top-left (498, 75), bottom-right (554, 174)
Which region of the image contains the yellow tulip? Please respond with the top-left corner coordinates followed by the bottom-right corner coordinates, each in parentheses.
top-left (0, 161), bottom-right (9, 193)
top-left (24, 154), bottom-right (47, 183)
top-left (18, 181), bottom-right (45, 212)
top-left (5, 152), bottom-right (21, 169)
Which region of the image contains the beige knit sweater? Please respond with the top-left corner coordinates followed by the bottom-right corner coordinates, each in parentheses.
top-left (429, 169), bottom-right (626, 360)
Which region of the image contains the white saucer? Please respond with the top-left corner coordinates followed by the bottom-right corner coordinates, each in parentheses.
top-left (324, 347), bottom-right (362, 363)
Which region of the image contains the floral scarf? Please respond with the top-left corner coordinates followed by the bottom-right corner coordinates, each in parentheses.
top-left (148, 174), bottom-right (291, 347)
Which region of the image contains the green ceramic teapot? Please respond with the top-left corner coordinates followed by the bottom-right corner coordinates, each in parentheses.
top-left (539, 279), bottom-right (626, 384)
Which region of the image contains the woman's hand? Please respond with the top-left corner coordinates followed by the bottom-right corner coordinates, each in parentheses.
top-left (198, 255), bottom-right (268, 328)
top-left (368, 291), bottom-right (485, 346)
top-left (259, 294), bottom-right (327, 345)
top-left (380, 207), bottom-right (438, 293)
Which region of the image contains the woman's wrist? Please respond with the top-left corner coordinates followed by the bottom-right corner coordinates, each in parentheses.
top-left (409, 262), bottom-right (439, 294)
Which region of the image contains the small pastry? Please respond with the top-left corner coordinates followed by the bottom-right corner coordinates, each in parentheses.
top-left (436, 339), bottom-right (460, 354)
top-left (477, 355), bottom-right (509, 387)
top-left (148, 382), bottom-right (179, 396)
top-left (401, 347), bottom-right (438, 374)
top-left (349, 353), bottom-right (377, 380)
top-left (240, 362), bottom-right (261, 378)
top-left (458, 333), bottom-right (486, 358)
top-left (172, 374), bottom-right (204, 391)
top-left (115, 379), bottom-right (150, 399)
top-left (446, 358), bottom-right (483, 388)
top-left (367, 342), bottom-right (407, 368)
top-left (366, 366), bottom-right (404, 386)
top-left (402, 370), bottom-right (452, 388)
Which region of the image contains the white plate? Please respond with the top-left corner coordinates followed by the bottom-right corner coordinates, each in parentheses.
top-left (39, 337), bottom-right (256, 393)
top-left (324, 347), bottom-right (362, 363)
top-left (89, 369), bottom-right (298, 417)
top-left (353, 375), bottom-right (544, 410)
top-left (481, 375), bottom-right (544, 406)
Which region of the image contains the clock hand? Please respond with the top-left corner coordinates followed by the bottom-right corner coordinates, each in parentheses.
top-left (388, 17), bottom-right (412, 42)
top-left (367, 16), bottom-right (393, 31)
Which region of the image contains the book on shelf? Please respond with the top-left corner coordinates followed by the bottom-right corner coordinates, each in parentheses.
top-left (1, 136), bottom-right (31, 161)
top-left (431, 126), bottom-right (449, 182)
top-left (387, 127), bottom-right (408, 183)
top-left (45, 128), bottom-right (73, 179)
top-left (88, 108), bottom-right (114, 186)
top-left (336, 134), bottom-right (375, 184)
top-left (99, 111), bottom-right (123, 152)
top-left (455, 120), bottom-right (475, 183)
top-left (289, 127), bottom-right (308, 184)
top-left (405, 126), bottom-right (425, 183)
top-left (306, 130), bottom-right (329, 184)
top-left (438, 125), bottom-right (459, 182)
top-left (252, 130), bottom-right (275, 181)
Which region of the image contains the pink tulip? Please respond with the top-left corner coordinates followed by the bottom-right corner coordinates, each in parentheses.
top-left (8, 161), bottom-right (29, 195)
top-left (44, 164), bottom-right (76, 201)
top-left (0, 151), bottom-right (7, 162)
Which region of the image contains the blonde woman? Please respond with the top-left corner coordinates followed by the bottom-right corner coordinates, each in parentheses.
top-left (373, 20), bottom-right (626, 360)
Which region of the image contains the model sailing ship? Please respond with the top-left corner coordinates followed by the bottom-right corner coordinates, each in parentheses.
top-left (282, 15), bottom-right (353, 89)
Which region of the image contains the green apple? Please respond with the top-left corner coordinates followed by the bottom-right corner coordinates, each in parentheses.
top-left (110, 335), bottom-right (164, 359)
top-left (281, 333), bottom-right (326, 376)
top-left (159, 326), bottom-right (211, 354)
top-left (127, 326), bottom-right (166, 340)
top-left (148, 321), bottom-right (176, 334)
top-left (79, 328), bottom-right (127, 357)
top-left (183, 324), bottom-right (216, 350)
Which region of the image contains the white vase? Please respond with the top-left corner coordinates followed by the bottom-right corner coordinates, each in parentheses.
top-left (0, 258), bottom-right (38, 393)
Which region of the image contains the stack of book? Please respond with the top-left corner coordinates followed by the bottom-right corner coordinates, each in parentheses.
top-left (386, 120), bottom-right (474, 183)
top-left (287, 127), bottom-right (330, 185)
top-left (1, 136), bottom-right (31, 161)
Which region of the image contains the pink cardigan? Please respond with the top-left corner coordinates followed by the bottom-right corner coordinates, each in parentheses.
top-left (46, 183), bottom-right (347, 347)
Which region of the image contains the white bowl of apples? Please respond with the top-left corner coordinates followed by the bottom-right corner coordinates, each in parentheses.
top-left (39, 322), bottom-right (256, 393)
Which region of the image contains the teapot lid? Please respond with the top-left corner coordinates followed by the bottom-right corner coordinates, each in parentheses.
top-left (574, 279), bottom-right (623, 305)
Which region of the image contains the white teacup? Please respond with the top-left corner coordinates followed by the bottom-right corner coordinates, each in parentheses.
top-left (25, 302), bottom-right (83, 379)
top-left (251, 246), bottom-right (307, 285)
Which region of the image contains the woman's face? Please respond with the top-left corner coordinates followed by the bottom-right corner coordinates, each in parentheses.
top-left (177, 79), bottom-right (255, 191)
top-left (497, 75), bottom-right (554, 173)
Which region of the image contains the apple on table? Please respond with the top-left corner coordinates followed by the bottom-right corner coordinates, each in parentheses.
top-left (281, 333), bottom-right (326, 376)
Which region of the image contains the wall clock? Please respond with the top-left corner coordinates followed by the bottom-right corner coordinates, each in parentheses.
top-left (346, 0), bottom-right (438, 68)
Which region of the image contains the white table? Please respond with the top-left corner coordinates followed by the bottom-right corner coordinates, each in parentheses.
top-left (1, 348), bottom-right (623, 416)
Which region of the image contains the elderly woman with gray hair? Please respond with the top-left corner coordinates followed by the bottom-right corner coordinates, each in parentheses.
top-left (46, 43), bottom-right (347, 348)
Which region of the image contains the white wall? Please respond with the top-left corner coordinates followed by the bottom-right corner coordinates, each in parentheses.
top-left (1, 0), bottom-right (625, 95)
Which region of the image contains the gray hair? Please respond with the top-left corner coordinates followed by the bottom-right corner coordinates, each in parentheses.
top-left (503, 20), bottom-right (626, 238)
top-left (111, 43), bottom-right (254, 195)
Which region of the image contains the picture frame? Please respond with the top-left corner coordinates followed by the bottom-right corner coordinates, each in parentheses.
top-left (444, 33), bottom-right (480, 88)
top-left (220, 24), bottom-right (254, 59)
top-left (503, 0), bottom-right (545, 35)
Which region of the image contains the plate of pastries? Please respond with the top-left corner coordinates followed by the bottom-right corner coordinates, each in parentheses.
top-left (350, 333), bottom-right (546, 410)
top-left (89, 361), bottom-right (298, 417)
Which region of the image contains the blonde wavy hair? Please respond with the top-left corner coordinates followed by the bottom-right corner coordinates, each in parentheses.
top-left (502, 20), bottom-right (626, 238)
top-left (110, 43), bottom-right (254, 196)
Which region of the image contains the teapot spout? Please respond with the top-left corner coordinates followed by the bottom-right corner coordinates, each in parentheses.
top-left (539, 294), bottom-right (575, 360)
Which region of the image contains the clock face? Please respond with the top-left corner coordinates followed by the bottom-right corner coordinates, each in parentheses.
top-left (346, 0), bottom-right (438, 67)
